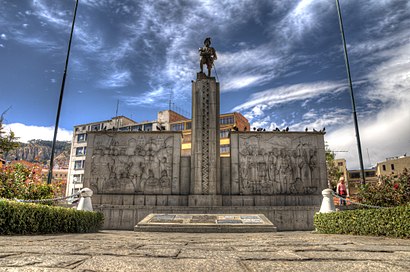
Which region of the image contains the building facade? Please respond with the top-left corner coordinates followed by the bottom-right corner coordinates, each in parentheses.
top-left (347, 169), bottom-right (378, 195)
top-left (376, 155), bottom-right (410, 177)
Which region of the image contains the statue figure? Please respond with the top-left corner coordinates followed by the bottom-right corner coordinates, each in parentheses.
top-left (199, 37), bottom-right (217, 77)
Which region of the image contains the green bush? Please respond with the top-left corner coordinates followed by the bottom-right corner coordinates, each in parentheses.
top-left (356, 169), bottom-right (410, 207)
top-left (0, 199), bottom-right (104, 234)
top-left (314, 205), bottom-right (410, 238)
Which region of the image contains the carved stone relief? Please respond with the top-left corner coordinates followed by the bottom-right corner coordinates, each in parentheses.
top-left (200, 81), bottom-right (210, 193)
top-left (237, 135), bottom-right (322, 195)
top-left (88, 134), bottom-right (175, 194)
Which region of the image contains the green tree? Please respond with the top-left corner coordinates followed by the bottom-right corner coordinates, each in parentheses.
top-left (0, 111), bottom-right (20, 158)
top-left (326, 147), bottom-right (343, 189)
top-left (0, 162), bottom-right (63, 202)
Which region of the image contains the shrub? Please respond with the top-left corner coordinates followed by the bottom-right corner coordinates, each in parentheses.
top-left (0, 163), bottom-right (63, 202)
top-left (356, 169), bottom-right (410, 207)
top-left (314, 205), bottom-right (410, 238)
top-left (0, 199), bottom-right (104, 234)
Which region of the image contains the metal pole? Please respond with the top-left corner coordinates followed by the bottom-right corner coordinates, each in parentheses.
top-left (335, 0), bottom-right (366, 185)
top-left (47, 0), bottom-right (79, 184)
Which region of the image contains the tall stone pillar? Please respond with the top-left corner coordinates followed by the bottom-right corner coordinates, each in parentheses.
top-left (190, 73), bottom-right (221, 206)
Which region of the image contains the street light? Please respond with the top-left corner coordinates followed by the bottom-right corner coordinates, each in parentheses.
top-left (47, 0), bottom-right (79, 184)
top-left (335, 0), bottom-right (366, 185)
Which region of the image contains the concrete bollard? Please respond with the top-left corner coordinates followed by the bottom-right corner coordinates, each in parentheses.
top-left (77, 188), bottom-right (93, 211)
top-left (319, 188), bottom-right (336, 213)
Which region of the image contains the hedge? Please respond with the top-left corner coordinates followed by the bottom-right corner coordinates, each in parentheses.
top-left (314, 204), bottom-right (410, 238)
top-left (0, 200), bottom-right (104, 235)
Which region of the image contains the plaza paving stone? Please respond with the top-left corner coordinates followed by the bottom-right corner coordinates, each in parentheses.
top-left (0, 231), bottom-right (409, 271)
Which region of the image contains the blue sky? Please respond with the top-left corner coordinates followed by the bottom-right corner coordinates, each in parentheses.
top-left (1, 0), bottom-right (409, 170)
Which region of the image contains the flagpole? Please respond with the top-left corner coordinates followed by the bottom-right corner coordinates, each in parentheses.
top-left (47, 0), bottom-right (79, 184)
top-left (335, 0), bottom-right (366, 185)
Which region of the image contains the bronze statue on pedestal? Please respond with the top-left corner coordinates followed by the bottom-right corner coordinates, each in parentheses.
top-left (199, 37), bottom-right (217, 77)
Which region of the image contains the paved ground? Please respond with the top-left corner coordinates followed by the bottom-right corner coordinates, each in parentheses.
top-left (0, 231), bottom-right (409, 271)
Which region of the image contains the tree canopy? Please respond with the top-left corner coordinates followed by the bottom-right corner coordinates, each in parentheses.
top-left (0, 111), bottom-right (19, 158)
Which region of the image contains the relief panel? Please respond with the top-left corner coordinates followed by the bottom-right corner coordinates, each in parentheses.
top-left (84, 132), bottom-right (181, 195)
top-left (233, 133), bottom-right (326, 195)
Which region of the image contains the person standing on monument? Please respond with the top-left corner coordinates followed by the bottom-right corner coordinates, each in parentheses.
top-left (199, 37), bottom-right (217, 77)
top-left (336, 176), bottom-right (348, 206)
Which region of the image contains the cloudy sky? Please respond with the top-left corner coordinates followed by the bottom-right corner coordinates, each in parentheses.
top-left (1, 0), bottom-right (409, 170)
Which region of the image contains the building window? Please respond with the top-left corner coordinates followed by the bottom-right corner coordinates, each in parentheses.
top-left (220, 129), bottom-right (230, 138)
top-left (349, 172), bottom-right (360, 179)
top-left (382, 165), bottom-right (386, 171)
top-left (391, 164), bottom-right (395, 170)
top-left (220, 116), bottom-right (234, 125)
top-left (171, 123), bottom-right (184, 131)
top-left (220, 144), bottom-right (230, 153)
top-left (118, 126), bottom-right (130, 131)
top-left (74, 160), bottom-right (85, 170)
top-left (77, 133), bottom-right (87, 143)
top-left (186, 122), bottom-right (192, 130)
top-left (182, 133), bottom-right (191, 143)
top-left (144, 123), bottom-right (152, 131)
top-left (91, 124), bottom-right (100, 131)
top-left (76, 147), bottom-right (86, 156)
top-left (337, 162), bottom-right (344, 166)
top-left (131, 125), bottom-right (143, 131)
top-left (73, 174), bottom-right (83, 184)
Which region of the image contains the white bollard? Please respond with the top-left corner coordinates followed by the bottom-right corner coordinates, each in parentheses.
top-left (77, 188), bottom-right (93, 211)
top-left (319, 188), bottom-right (336, 213)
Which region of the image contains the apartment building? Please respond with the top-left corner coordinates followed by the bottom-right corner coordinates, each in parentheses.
top-left (376, 155), bottom-right (410, 177)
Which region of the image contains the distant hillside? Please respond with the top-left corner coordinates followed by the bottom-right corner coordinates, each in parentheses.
top-left (5, 139), bottom-right (71, 168)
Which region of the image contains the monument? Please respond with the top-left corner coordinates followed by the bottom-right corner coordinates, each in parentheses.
top-left (84, 38), bottom-right (327, 231)
top-left (191, 37), bottom-right (221, 206)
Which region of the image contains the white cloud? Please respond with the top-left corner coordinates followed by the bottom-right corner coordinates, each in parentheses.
top-left (275, 0), bottom-right (332, 41)
top-left (232, 81), bottom-right (346, 112)
top-left (32, 0), bottom-right (69, 27)
top-left (123, 86), bottom-right (168, 107)
top-left (100, 70), bottom-right (132, 88)
top-left (326, 102), bottom-right (410, 170)
top-left (12, 31), bottom-right (61, 51)
top-left (0, 34), bottom-right (7, 40)
top-left (4, 123), bottom-right (72, 143)
top-left (243, 104), bottom-right (268, 122)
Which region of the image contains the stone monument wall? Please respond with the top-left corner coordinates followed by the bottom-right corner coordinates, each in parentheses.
top-left (84, 125), bottom-right (327, 231)
top-left (84, 131), bottom-right (182, 195)
top-left (230, 132), bottom-right (326, 195)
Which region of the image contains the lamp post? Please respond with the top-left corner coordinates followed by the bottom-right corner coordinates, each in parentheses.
top-left (335, 0), bottom-right (366, 185)
top-left (47, 0), bottom-right (79, 184)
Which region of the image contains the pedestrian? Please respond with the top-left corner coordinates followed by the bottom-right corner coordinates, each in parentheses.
top-left (336, 176), bottom-right (348, 206)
